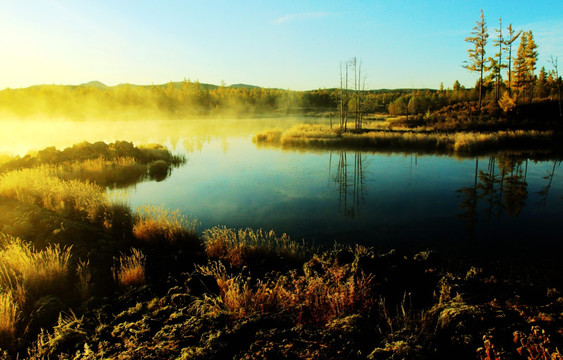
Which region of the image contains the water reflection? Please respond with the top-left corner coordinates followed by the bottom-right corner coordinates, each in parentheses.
top-left (457, 158), bottom-right (479, 236)
top-left (113, 131), bottom-right (563, 249)
top-left (329, 151), bottom-right (367, 217)
top-left (537, 160), bottom-right (561, 208)
top-left (456, 154), bottom-right (563, 238)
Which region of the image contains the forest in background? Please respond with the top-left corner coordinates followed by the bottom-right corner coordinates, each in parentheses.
top-left (0, 76), bottom-right (559, 122)
top-left (0, 80), bottom-right (465, 120)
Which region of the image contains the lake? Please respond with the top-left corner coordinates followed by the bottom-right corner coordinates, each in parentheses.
top-left (4, 118), bottom-right (563, 261)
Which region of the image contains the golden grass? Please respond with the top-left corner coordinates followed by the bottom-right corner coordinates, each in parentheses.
top-left (196, 254), bottom-right (375, 325)
top-left (0, 234), bottom-right (72, 300)
top-left (252, 128), bottom-right (283, 144)
top-left (202, 226), bottom-right (307, 267)
top-left (133, 205), bottom-right (198, 245)
top-left (195, 261), bottom-right (296, 319)
top-left (53, 156), bottom-right (147, 187)
top-left (0, 167), bottom-right (108, 220)
top-left (0, 290), bottom-right (19, 348)
top-left (253, 123), bottom-right (555, 154)
top-left (113, 248), bottom-right (146, 288)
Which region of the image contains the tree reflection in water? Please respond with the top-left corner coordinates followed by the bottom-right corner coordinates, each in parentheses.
top-left (329, 151), bottom-right (367, 217)
top-left (456, 153), bottom-right (559, 236)
top-left (537, 160), bottom-right (561, 208)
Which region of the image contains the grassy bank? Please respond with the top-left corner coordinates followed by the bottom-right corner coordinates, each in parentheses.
top-left (0, 142), bottom-right (561, 359)
top-left (253, 123), bottom-right (561, 155)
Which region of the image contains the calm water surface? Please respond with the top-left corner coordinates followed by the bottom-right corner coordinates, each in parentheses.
top-left (114, 123), bottom-right (563, 257)
top-left (5, 118), bottom-right (562, 256)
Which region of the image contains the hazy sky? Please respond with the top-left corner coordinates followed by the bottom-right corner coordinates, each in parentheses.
top-left (1, 0), bottom-right (562, 90)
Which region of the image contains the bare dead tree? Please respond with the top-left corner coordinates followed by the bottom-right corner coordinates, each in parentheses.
top-left (548, 56), bottom-right (562, 122)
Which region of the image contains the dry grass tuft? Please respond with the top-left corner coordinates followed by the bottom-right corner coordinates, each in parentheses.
top-left (196, 257), bottom-right (375, 325)
top-left (252, 128), bottom-right (283, 144)
top-left (133, 205), bottom-right (198, 246)
top-left (202, 226), bottom-right (308, 267)
top-left (0, 234), bottom-right (72, 300)
top-left (0, 290), bottom-right (19, 349)
top-left (113, 248), bottom-right (146, 288)
top-left (0, 167), bottom-right (108, 220)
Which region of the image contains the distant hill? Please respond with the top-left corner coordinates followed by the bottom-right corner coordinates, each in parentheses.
top-left (12, 80), bottom-right (437, 93)
top-left (228, 83), bottom-right (261, 90)
top-left (80, 81), bottom-right (108, 89)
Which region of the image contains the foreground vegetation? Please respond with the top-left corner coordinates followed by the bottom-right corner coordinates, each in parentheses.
top-left (0, 142), bottom-right (561, 359)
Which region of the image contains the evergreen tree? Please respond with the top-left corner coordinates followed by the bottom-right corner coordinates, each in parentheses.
top-left (524, 31), bottom-right (539, 101)
top-left (504, 24), bottom-right (522, 95)
top-left (536, 67), bottom-right (548, 98)
top-left (514, 32), bottom-right (528, 102)
top-left (514, 31), bottom-right (539, 102)
top-left (464, 9), bottom-right (489, 111)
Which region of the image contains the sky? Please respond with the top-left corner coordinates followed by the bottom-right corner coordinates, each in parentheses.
top-left (1, 0), bottom-right (562, 91)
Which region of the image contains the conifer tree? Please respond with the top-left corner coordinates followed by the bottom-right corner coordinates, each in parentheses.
top-left (514, 32), bottom-right (528, 102)
top-left (524, 31), bottom-right (539, 101)
top-left (504, 24), bottom-right (522, 95)
top-left (514, 31), bottom-right (539, 102)
top-left (536, 67), bottom-right (548, 98)
top-left (464, 9), bottom-right (489, 111)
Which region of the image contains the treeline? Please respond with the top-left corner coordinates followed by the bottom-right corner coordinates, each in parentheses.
top-left (0, 81), bottom-right (425, 120)
top-left (386, 74), bottom-right (561, 117)
top-left (0, 82), bottom-right (299, 120)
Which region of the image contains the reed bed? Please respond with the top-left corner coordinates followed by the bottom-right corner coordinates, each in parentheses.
top-left (254, 124), bottom-right (556, 154)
